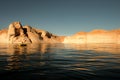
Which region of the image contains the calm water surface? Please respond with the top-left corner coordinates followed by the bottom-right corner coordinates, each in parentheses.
top-left (0, 43), bottom-right (120, 80)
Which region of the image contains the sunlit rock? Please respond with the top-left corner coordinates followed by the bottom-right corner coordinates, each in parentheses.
top-left (63, 32), bottom-right (87, 44)
top-left (7, 22), bottom-right (31, 44)
top-left (0, 21), bottom-right (64, 44)
top-left (0, 21), bottom-right (119, 44)
top-left (63, 29), bottom-right (120, 44)
top-left (0, 29), bottom-right (8, 43)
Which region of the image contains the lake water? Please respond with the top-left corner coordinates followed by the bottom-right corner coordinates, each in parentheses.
top-left (0, 43), bottom-right (120, 80)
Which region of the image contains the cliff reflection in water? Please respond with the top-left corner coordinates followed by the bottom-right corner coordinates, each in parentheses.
top-left (0, 43), bottom-right (53, 55)
top-left (0, 43), bottom-right (120, 71)
top-left (64, 43), bottom-right (120, 54)
top-left (0, 43), bottom-right (120, 55)
top-left (0, 43), bottom-right (55, 70)
top-left (0, 43), bottom-right (120, 80)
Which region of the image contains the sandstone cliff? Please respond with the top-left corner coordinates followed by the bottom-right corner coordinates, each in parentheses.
top-left (0, 22), bottom-right (65, 44)
top-left (0, 22), bottom-right (119, 44)
top-left (63, 29), bottom-right (120, 44)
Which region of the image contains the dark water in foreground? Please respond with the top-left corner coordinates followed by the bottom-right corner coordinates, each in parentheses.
top-left (0, 43), bottom-right (120, 80)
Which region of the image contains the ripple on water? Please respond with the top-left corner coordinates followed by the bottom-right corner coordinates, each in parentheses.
top-left (0, 43), bottom-right (120, 80)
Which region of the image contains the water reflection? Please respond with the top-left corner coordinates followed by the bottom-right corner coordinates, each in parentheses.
top-left (0, 43), bottom-right (120, 80)
top-left (6, 53), bottom-right (27, 70)
top-left (0, 43), bottom-right (51, 55)
top-left (63, 43), bottom-right (120, 72)
top-left (0, 43), bottom-right (120, 71)
top-left (64, 43), bottom-right (120, 54)
top-left (1, 43), bottom-right (65, 71)
top-left (0, 43), bottom-right (120, 55)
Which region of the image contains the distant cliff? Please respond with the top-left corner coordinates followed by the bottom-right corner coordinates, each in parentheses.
top-left (0, 22), bottom-right (65, 44)
top-left (63, 29), bottom-right (120, 44)
top-left (0, 22), bottom-right (120, 44)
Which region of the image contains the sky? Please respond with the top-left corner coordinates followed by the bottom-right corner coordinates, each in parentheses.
top-left (0, 0), bottom-right (120, 36)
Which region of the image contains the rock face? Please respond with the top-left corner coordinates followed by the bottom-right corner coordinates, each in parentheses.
top-left (0, 22), bottom-right (119, 44)
top-left (0, 22), bottom-right (65, 44)
top-left (63, 29), bottom-right (120, 44)
top-left (7, 22), bottom-right (31, 44)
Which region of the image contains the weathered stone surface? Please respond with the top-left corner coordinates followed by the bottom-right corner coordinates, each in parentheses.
top-left (0, 21), bottom-right (119, 44)
top-left (63, 29), bottom-right (120, 44)
top-left (7, 22), bottom-right (31, 43)
top-left (0, 29), bottom-right (8, 43)
top-left (0, 22), bottom-right (64, 44)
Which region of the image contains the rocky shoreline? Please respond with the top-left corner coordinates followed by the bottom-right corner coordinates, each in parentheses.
top-left (0, 22), bottom-right (64, 44)
top-left (0, 22), bottom-right (120, 44)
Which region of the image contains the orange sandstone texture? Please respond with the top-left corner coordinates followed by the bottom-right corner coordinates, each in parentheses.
top-left (0, 22), bottom-right (120, 44)
top-left (0, 22), bottom-right (65, 44)
top-left (63, 29), bottom-right (120, 44)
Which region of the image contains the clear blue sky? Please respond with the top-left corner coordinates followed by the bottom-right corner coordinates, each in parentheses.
top-left (0, 0), bottom-right (120, 35)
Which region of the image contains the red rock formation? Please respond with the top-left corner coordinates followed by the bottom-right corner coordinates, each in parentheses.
top-left (0, 21), bottom-right (119, 44)
top-left (63, 29), bottom-right (120, 44)
top-left (0, 22), bottom-right (65, 44)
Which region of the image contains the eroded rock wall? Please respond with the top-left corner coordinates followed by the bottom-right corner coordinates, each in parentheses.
top-left (0, 22), bottom-right (64, 44)
top-left (0, 22), bottom-right (119, 44)
top-left (63, 30), bottom-right (120, 44)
